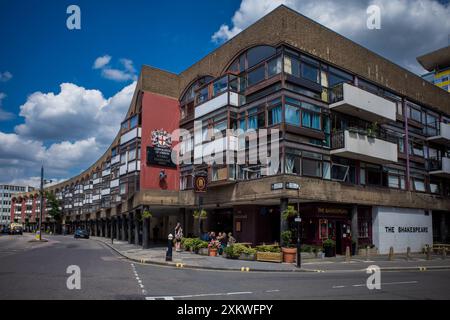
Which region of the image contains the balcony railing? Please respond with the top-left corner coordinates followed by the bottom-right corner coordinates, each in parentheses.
top-left (426, 122), bottom-right (450, 146)
top-left (329, 83), bottom-right (397, 123)
top-left (331, 129), bottom-right (398, 164)
top-left (429, 157), bottom-right (450, 178)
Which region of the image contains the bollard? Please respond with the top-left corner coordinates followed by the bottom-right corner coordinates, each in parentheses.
top-left (426, 246), bottom-right (431, 261)
top-left (388, 247), bottom-right (394, 261)
top-left (365, 246), bottom-right (370, 261)
top-left (406, 247), bottom-right (411, 261)
top-left (345, 246), bottom-right (351, 262)
top-left (166, 233), bottom-right (173, 262)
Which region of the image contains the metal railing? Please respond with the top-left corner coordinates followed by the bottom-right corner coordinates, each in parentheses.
top-left (331, 128), bottom-right (398, 150)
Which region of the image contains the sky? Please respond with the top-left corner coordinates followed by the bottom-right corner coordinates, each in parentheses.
top-left (0, 0), bottom-right (449, 187)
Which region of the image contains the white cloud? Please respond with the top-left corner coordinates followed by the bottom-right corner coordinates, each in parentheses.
top-left (212, 0), bottom-right (450, 74)
top-left (0, 93), bottom-right (14, 121)
top-left (0, 82), bottom-right (136, 185)
top-left (0, 71), bottom-right (12, 82)
top-left (93, 55), bottom-right (112, 69)
top-left (93, 55), bottom-right (137, 82)
top-left (15, 81), bottom-right (136, 144)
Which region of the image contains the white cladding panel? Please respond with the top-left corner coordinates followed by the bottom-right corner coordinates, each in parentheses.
top-left (372, 207), bottom-right (432, 254)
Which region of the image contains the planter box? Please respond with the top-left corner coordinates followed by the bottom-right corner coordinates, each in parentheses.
top-left (256, 251), bottom-right (282, 263)
top-left (199, 248), bottom-right (209, 256)
top-left (239, 253), bottom-right (256, 261)
top-left (358, 248), bottom-right (378, 256)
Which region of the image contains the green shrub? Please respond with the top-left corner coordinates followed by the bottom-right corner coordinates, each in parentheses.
top-left (323, 239), bottom-right (336, 248)
top-left (224, 244), bottom-right (256, 259)
top-left (255, 244), bottom-right (281, 253)
top-left (182, 238), bottom-right (196, 251)
top-left (191, 238), bottom-right (208, 251)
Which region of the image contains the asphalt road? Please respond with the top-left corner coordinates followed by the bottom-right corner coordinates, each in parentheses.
top-left (0, 233), bottom-right (449, 300)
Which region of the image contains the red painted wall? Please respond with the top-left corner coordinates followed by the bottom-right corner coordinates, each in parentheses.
top-left (140, 92), bottom-right (180, 191)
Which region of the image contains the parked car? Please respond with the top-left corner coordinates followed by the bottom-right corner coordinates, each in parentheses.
top-left (74, 229), bottom-right (89, 239)
top-left (9, 225), bottom-right (23, 235)
top-left (1, 226), bottom-right (10, 234)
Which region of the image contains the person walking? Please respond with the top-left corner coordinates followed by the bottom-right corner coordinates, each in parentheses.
top-left (175, 222), bottom-right (183, 252)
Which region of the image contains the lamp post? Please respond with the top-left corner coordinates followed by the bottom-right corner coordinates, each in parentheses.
top-left (38, 166), bottom-right (52, 241)
top-left (295, 187), bottom-right (301, 268)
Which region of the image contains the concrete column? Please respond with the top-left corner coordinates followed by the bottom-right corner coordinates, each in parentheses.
top-left (351, 205), bottom-right (359, 247)
top-left (280, 198), bottom-right (288, 244)
top-left (121, 215), bottom-right (127, 241)
top-left (101, 220), bottom-right (104, 237)
top-left (441, 213), bottom-right (448, 243)
top-left (142, 218), bottom-right (150, 249)
top-left (111, 218), bottom-right (115, 240)
top-left (134, 216), bottom-right (140, 246)
top-left (128, 213), bottom-right (133, 244)
top-left (116, 217), bottom-right (121, 240)
top-left (105, 219), bottom-right (110, 238)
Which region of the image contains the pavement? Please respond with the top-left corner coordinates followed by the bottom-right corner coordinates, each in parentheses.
top-left (92, 236), bottom-right (450, 273)
top-left (1, 233), bottom-right (450, 300)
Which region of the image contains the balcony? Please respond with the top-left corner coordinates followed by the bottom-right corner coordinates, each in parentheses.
top-left (427, 122), bottom-right (450, 146)
top-left (120, 127), bottom-right (142, 145)
top-left (429, 157), bottom-right (450, 178)
top-left (329, 83), bottom-right (396, 123)
top-left (331, 129), bottom-right (398, 164)
top-left (195, 91), bottom-right (243, 119)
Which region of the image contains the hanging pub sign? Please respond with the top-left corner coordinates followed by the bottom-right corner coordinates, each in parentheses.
top-left (147, 129), bottom-right (176, 168)
top-left (194, 171), bottom-right (208, 193)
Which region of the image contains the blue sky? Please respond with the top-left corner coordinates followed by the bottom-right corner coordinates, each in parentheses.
top-left (0, 0), bottom-right (449, 187)
top-left (0, 0), bottom-right (239, 133)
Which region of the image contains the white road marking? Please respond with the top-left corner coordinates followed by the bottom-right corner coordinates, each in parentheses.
top-left (265, 289), bottom-right (280, 293)
top-left (333, 281), bottom-right (418, 289)
top-left (146, 291), bottom-right (253, 300)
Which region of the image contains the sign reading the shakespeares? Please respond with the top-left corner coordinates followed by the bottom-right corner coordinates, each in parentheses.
top-left (147, 129), bottom-right (176, 168)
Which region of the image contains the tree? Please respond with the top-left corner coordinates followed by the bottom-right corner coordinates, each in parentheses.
top-left (45, 192), bottom-right (62, 234)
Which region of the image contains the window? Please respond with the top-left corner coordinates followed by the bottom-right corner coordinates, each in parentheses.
top-left (268, 56), bottom-right (282, 77)
top-left (285, 104), bottom-right (300, 126)
top-left (412, 177), bottom-right (426, 192)
top-left (409, 141), bottom-right (424, 157)
top-left (284, 55), bottom-right (300, 77)
top-left (302, 158), bottom-right (322, 178)
top-left (120, 153), bottom-right (127, 165)
top-left (430, 181), bottom-right (440, 194)
top-left (366, 165), bottom-right (382, 186)
top-left (212, 77), bottom-right (228, 97)
top-left (285, 153), bottom-right (301, 174)
top-left (247, 66), bottom-right (265, 86)
top-left (408, 105), bottom-right (422, 122)
top-left (246, 45), bottom-right (276, 69)
top-left (248, 108), bottom-right (258, 130)
top-left (196, 86), bottom-right (208, 105)
top-left (214, 120), bottom-right (227, 133)
top-left (128, 148), bottom-right (136, 161)
top-left (269, 106), bottom-right (282, 125)
top-left (129, 115), bottom-right (138, 129)
top-left (302, 63), bottom-right (319, 83)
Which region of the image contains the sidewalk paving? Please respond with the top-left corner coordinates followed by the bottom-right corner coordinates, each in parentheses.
top-left (93, 237), bottom-right (450, 273)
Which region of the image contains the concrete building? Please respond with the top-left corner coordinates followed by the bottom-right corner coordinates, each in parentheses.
top-left (0, 185), bottom-right (34, 227)
top-left (417, 45), bottom-right (450, 93)
top-left (13, 6), bottom-right (450, 253)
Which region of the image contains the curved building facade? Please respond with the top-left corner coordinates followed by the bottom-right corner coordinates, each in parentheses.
top-left (12, 6), bottom-right (450, 253)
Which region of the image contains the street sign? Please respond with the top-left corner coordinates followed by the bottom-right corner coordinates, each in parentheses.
top-left (286, 182), bottom-right (300, 190)
top-left (194, 171), bottom-right (208, 193)
top-left (271, 183), bottom-right (284, 190)
top-left (295, 217), bottom-right (302, 223)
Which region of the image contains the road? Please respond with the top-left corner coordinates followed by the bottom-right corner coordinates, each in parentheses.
top-left (0, 233), bottom-right (449, 300)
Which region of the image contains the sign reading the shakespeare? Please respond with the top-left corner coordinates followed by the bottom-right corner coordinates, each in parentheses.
top-left (194, 171), bottom-right (208, 193)
top-left (147, 129), bottom-right (176, 168)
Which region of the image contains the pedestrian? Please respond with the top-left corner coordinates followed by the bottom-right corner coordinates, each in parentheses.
top-left (175, 222), bottom-right (183, 252)
top-left (227, 232), bottom-right (236, 246)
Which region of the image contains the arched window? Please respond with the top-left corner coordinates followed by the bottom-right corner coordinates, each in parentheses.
top-left (180, 76), bottom-right (214, 105)
top-left (227, 45), bottom-right (277, 74)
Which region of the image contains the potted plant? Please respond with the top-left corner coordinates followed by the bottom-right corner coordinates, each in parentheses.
top-left (281, 230), bottom-right (297, 263)
top-left (281, 205), bottom-right (298, 263)
top-left (223, 245), bottom-right (240, 259)
top-left (323, 239), bottom-right (336, 257)
top-left (208, 239), bottom-right (221, 256)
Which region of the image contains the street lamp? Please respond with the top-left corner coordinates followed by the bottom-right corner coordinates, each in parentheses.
top-left (38, 166), bottom-right (52, 241)
top-left (286, 182), bottom-right (301, 268)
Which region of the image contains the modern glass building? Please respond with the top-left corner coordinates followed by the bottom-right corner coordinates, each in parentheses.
top-left (13, 6), bottom-right (450, 253)
top-left (417, 45), bottom-right (450, 93)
